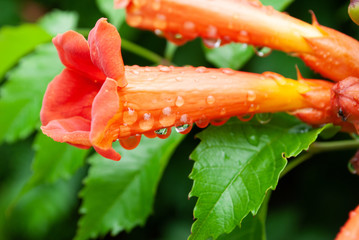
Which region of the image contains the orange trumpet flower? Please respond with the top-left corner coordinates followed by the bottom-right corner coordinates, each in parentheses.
top-left (115, 0), bottom-right (359, 82)
top-left (40, 18), bottom-right (351, 161)
top-left (336, 205), bottom-right (359, 240)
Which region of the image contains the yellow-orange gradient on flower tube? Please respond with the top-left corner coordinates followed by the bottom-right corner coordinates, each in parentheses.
top-left (40, 18), bottom-right (352, 161)
top-left (115, 0), bottom-right (359, 82)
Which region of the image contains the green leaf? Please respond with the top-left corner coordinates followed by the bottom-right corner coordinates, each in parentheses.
top-left (38, 9), bottom-right (79, 36)
top-left (0, 140), bottom-right (80, 240)
top-left (189, 114), bottom-right (328, 240)
top-left (260, 0), bottom-right (294, 11)
top-left (75, 133), bottom-right (184, 240)
top-left (0, 24), bottom-right (51, 80)
top-left (218, 192), bottom-right (271, 240)
top-left (96, 0), bottom-right (126, 28)
top-left (203, 0), bottom-right (294, 70)
top-left (25, 132), bottom-right (88, 189)
top-left (204, 43), bottom-right (253, 70)
top-left (0, 43), bottom-right (62, 143)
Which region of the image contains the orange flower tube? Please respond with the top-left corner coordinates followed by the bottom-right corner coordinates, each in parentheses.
top-left (40, 18), bottom-right (351, 161)
top-left (115, 0), bottom-right (359, 82)
top-left (336, 205), bottom-right (359, 240)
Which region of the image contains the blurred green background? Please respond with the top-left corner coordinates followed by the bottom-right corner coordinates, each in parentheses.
top-left (0, 0), bottom-right (359, 239)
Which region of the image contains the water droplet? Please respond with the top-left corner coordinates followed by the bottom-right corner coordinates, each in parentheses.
top-left (155, 127), bottom-right (172, 139)
top-left (247, 90), bottom-right (256, 102)
top-left (256, 113), bottom-right (272, 124)
top-left (175, 76), bottom-right (183, 82)
top-left (159, 66), bottom-right (171, 72)
top-left (175, 96), bottom-right (184, 107)
top-left (263, 71), bottom-right (286, 85)
top-left (133, 0), bottom-right (146, 7)
top-left (243, 126), bottom-right (259, 146)
top-left (237, 30), bottom-right (250, 42)
top-left (159, 107), bottom-right (176, 126)
top-left (154, 29), bottom-right (163, 36)
top-left (119, 134), bottom-right (141, 150)
top-left (152, 0), bottom-right (161, 10)
top-left (237, 113), bottom-right (254, 122)
top-left (144, 67), bottom-right (151, 72)
top-left (127, 15), bottom-right (142, 27)
top-left (253, 47), bottom-right (272, 57)
top-left (249, 103), bottom-right (259, 112)
top-left (211, 118), bottom-right (229, 126)
top-left (155, 128), bottom-right (168, 135)
top-left (195, 116), bottom-right (209, 128)
top-left (206, 25), bottom-right (217, 38)
top-left (211, 75), bottom-right (217, 79)
top-left (206, 95), bottom-right (215, 105)
top-left (175, 124), bottom-right (192, 134)
top-left (183, 21), bottom-right (195, 32)
top-left (222, 68), bottom-right (235, 75)
top-left (203, 38), bottom-right (222, 48)
top-left (132, 70), bottom-right (140, 75)
top-left (195, 66), bottom-right (209, 73)
top-left (153, 14), bottom-right (167, 29)
top-left (348, 161), bottom-right (357, 174)
top-left (175, 114), bottom-right (193, 134)
top-left (289, 124), bottom-right (310, 134)
top-left (220, 108), bottom-right (226, 115)
top-left (348, 152), bottom-right (359, 175)
top-left (123, 108), bottom-right (138, 125)
top-left (139, 113), bottom-right (154, 131)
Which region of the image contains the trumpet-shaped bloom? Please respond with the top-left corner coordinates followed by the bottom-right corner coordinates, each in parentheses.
top-left (41, 18), bottom-right (352, 160)
top-left (116, 0), bottom-right (359, 82)
top-left (336, 205), bottom-right (359, 240)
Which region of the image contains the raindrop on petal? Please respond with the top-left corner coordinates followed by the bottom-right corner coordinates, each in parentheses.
top-left (175, 96), bottom-right (184, 107)
top-left (123, 108), bottom-right (138, 125)
top-left (139, 113), bottom-right (154, 131)
top-left (203, 38), bottom-right (222, 48)
top-left (159, 107), bottom-right (176, 126)
top-left (127, 15), bottom-right (143, 27)
top-left (119, 134), bottom-right (142, 150)
top-left (155, 127), bottom-right (172, 139)
top-left (195, 116), bottom-right (209, 128)
top-left (175, 124), bottom-right (192, 134)
top-left (211, 118), bottom-right (229, 126)
top-left (247, 90), bottom-right (256, 102)
top-left (237, 113), bottom-right (254, 122)
top-left (206, 95), bottom-right (215, 105)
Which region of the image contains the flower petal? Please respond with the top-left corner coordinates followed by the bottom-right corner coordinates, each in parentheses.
top-left (88, 18), bottom-right (127, 87)
top-left (90, 77), bottom-right (120, 150)
top-left (40, 68), bottom-right (100, 125)
top-left (41, 117), bottom-right (91, 147)
top-left (52, 31), bottom-right (106, 82)
top-left (93, 146), bottom-right (121, 161)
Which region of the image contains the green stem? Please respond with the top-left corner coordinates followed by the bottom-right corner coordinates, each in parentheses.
top-left (121, 39), bottom-right (167, 65)
top-left (310, 140), bottom-right (359, 153)
top-left (281, 139), bottom-right (359, 178)
top-left (280, 152), bottom-right (313, 178)
top-left (75, 28), bottom-right (167, 65)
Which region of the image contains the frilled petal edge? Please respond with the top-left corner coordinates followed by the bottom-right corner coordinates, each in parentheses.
top-left (88, 18), bottom-right (127, 87)
top-left (53, 31), bottom-right (106, 82)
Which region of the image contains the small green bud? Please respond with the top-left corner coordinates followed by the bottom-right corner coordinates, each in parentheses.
top-left (349, 0), bottom-right (359, 25)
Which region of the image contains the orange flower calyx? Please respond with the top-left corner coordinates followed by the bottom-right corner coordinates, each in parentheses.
top-left (116, 0), bottom-right (359, 82)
